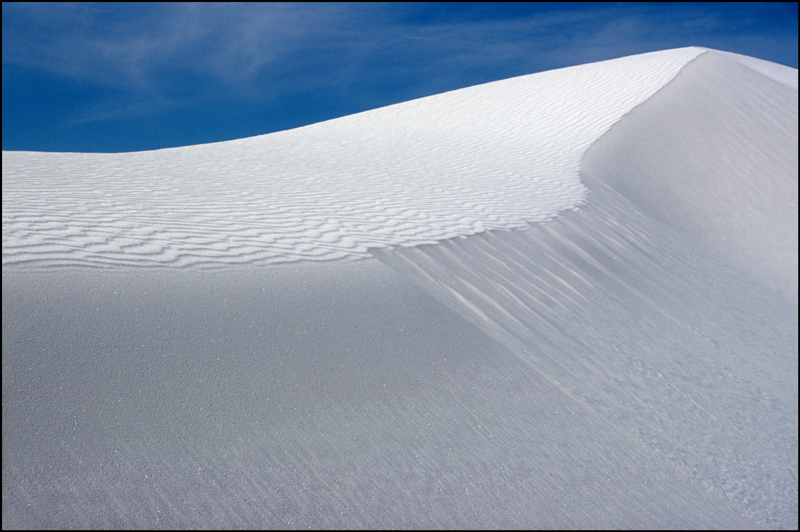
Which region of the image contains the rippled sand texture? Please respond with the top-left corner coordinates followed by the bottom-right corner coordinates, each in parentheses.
top-left (2, 47), bottom-right (703, 269)
top-left (2, 47), bottom-right (797, 529)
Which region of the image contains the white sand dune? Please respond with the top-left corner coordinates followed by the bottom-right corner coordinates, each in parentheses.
top-left (2, 47), bottom-right (703, 269)
top-left (2, 47), bottom-right (797, 528)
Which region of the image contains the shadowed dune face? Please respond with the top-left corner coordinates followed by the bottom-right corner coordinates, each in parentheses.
top-left (373, 172), bottom-right (797, 529)
top-left (5, 229), bottom-right (791, 528)
top-left (583, 50), bottom-right (798, 302)
top-left (2, 48), bottom-right (798, 528)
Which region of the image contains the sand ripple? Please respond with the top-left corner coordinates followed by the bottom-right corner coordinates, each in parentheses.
top-left (3, 48), bottom-right (704, 270)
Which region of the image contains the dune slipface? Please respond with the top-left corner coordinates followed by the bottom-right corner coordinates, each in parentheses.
top-left (2, 47), bottom-right (797, 529)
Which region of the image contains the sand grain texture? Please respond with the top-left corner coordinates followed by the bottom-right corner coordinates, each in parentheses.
top-left (3, 47), bottom-right (797, 529)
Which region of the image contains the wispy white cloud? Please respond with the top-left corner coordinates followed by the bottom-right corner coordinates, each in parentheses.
top-left (2, 2), bottom-right (796, 129)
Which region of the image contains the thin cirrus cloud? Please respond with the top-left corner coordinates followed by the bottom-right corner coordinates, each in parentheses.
top-left (2, 2), bottom-right (797, 153)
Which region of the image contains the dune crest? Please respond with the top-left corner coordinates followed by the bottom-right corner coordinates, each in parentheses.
top-left (3, 47), bottom-right (705, 269)
top-left (583, 49), bottom-right (798, 301)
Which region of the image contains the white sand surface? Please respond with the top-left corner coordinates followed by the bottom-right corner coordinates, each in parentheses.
top-left (2, 47), bottom-right (703, 268)
top-left (3, 47), bottom-right (797, 528)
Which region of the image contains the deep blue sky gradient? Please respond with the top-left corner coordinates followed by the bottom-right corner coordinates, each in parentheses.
top-left (3, 2), bottom-right (797, 153)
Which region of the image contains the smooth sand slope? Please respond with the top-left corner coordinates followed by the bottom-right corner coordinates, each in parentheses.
top-left (3, 47), bottom-right (797, 528)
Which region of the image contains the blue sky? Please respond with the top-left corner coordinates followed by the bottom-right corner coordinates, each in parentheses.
top-left (3, 2), bottom-right (797, 153)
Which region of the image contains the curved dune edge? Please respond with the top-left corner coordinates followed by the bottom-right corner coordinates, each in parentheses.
top-left (582, 49), bottom-right (798, 302)
top-left (2, 47), bottom-right (705, 270)
top-left (364, 49), bottom-right (798, 526)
